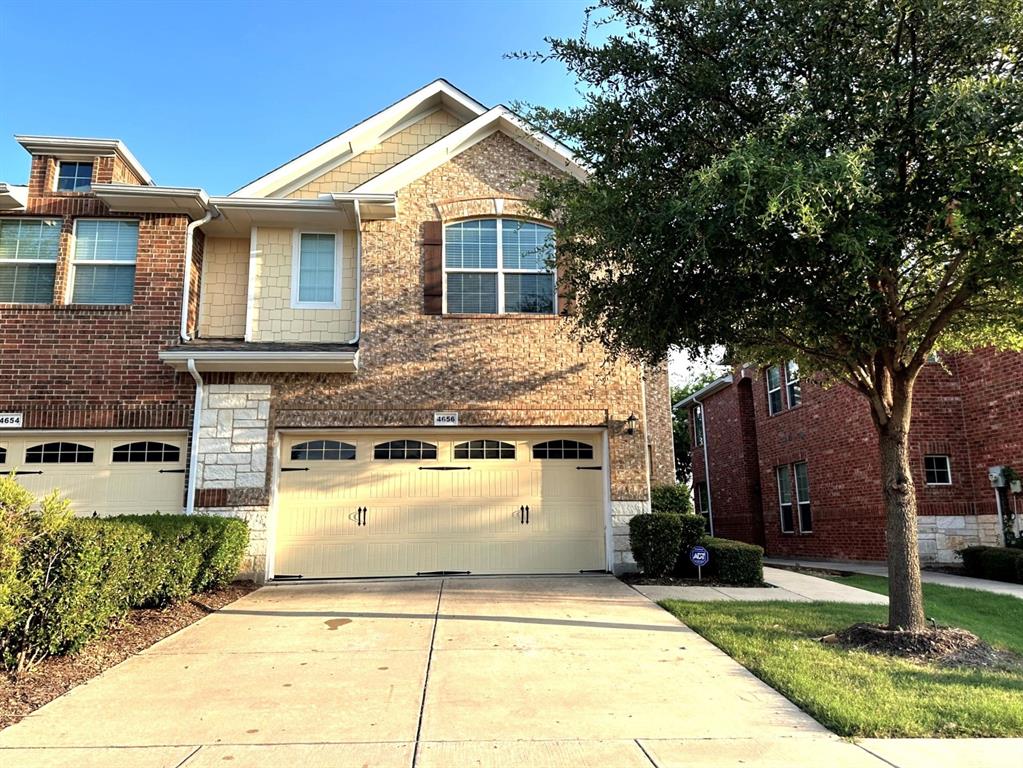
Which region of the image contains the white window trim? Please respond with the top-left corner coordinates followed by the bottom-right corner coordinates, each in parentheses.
top-left (776, 464), bottom-right (795, 533)
top-left (441, 218), bottom-right (558, 316)
top-left (794, 461), bottom-right (812, 533)
top-left (291, 229), bottom-right (342, 310)
top-left (767, 365), bottom-right (783, 415)
top-left (54, 160), bottom-right (94, 193)
top-left (66, 218), bottom-right (139, 305)
top-left (924, 454), bottom-right (953, 486)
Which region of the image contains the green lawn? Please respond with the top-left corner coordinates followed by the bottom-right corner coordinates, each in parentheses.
top-left (661, 590), bottom-right (1023, 737)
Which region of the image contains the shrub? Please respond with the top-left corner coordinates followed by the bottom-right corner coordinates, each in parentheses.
top-left (673, 514), bottom-right (708, 573)
top-left (650, 484), bottom-right (694, 516)
top-left (701, 536), bottom-right (764, 585)
top-left (956, 545), bottom-right (1023, 584)
top-left (1017, 554), bottom-right (1023, 585)
top-left (629, 513), bottom-right (684, 577)
top-left (958, 545), bottom-right (987, 577)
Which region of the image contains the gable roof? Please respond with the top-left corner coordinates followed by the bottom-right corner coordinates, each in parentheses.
top-left (231, 79), bottom-right (487, 198)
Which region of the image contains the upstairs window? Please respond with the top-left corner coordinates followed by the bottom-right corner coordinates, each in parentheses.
top-left (766, 365), bottom-right (783, 415)
top-left (454, 440), bottom-right (516, 459)
top-left (71, 220), bottom-right (138, 304)
top-left (532, 439), bottom-right (593, 460)
top-left (291, 440), bottom-right (356, 461)
top-left (373, 440), bottom-right (437, 460)
top-left (444, 219), bottom-right (556, 315)
top-left (785, 360), bottom-right (801, 407)
top-left (113, 441), bottom-right (181, 463)
top-left (56, 161), bottom-right (93, 192)
top-left (924, 455), bottom-right (952, 486)
top-left (26, 442), bottom-right (94, 464)
top-left (293, 232), bottom-right (339, 308)
top-left (692, 404), bottom-right (705, 447)
top-left (0, 218), bottom-right (60, 303)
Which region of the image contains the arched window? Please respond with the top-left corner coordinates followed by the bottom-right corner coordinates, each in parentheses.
top-left (532, 439), bottom-right (594, 460)
top-left (373, 440), bottom-right (437, 460)
top-left (453, 440), bottom-right (516, 460)
top-left (291, 440), bottom-right (356, 461)
top-left (444, 219), bottom-right (556, 315)
top-left (26, 442), bottom-right (94, 464)
top-left (112, 441), bottom-right (181, 463)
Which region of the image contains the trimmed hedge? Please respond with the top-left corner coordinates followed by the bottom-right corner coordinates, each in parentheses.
top-left (672, 514), bottom-right (708, 574)
top-left (958, 545), bottom-right (1023, 584)
top-left (1, 476), bottom-right (249, 671)
top-left (629, 513), bottom-right (685, 577)
top-left (701, 536), bottom-right (764, 585)
top-left (650, 484), bottom-right (694, 516)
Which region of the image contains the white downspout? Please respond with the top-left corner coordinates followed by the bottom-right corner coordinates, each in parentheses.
top-left (694, 395), bottom-right (715, 536)
top-left (640, 364), bottom-right (652, 508)
top-left (180, 208), bottom-right (218, 342)
top-left (346, 200), bottom-right (363, 345)
top-left (185, 358), bottom-right (203, 516)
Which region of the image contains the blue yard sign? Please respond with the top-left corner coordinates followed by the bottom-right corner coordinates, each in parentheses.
top-left (690, 545), bottom-right (710, 580)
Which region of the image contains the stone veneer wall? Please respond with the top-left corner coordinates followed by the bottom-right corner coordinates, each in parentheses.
top-left (197, 384), bottom-right (271, 489)
top-left (202, 506), bottom-right (269, 581)
top-left (917, 514), bottom-right (1001, 564)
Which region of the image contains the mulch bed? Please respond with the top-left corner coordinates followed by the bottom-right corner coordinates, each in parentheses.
top-left (0, 581), bottom-right (257, 731)
top-left (620, 573), bottom-right (769, 588)
top-left (825, 622), bottom-right (1023, 672)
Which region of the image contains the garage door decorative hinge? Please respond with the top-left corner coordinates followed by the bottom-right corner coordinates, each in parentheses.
top-left (576, 465), bottom-right (602, 471)
top-left (418, 466), bottom-right (471, 471)
top-left (12, 470), bottom-right (43, 476)
top-left (158, 468), bottom-right (186, 474)
top-left (281, 467), bottom-right (310, 472)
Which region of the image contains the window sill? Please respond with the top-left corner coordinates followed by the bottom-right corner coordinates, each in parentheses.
top-left (0, 303), bottom-right (132, 312)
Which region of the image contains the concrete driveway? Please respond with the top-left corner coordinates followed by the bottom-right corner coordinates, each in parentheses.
top-left (0, 575), bottom-right (892, 767)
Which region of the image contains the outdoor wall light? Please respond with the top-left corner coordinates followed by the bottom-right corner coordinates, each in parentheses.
top-left (625, 413), bottom-right (638, 435)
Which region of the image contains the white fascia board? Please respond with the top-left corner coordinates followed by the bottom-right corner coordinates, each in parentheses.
top-left (230, 79), bottom-right (488, 199)
top-left (159, 349), bottom-right (359, 373)
top-left (352, 107), bottom-right (588, 195)
top-left (0, 183), bottom-right (29, 211)
top-left (92, 183), bottom-right (210, 218)
top-left (15, 135), bottom-right (154, 185)
top-left (672, 375), bottom-right (734, 411)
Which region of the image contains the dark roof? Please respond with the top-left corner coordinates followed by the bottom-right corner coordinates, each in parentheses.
top-left (165, 339), bottom-right (359, 353)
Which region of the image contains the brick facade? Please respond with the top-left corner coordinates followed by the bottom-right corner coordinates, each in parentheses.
top-left (690, 351), bottom-right (1022, 563)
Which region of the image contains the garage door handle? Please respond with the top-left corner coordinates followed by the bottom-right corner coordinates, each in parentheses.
top-left (356, 506), bottom-right (367, 526)
top-left (159, 468), bottom-right (186, 474)
top-left (519, 505), bottom-right (530, 524)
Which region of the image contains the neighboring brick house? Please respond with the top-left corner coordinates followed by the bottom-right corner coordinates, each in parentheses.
top-left (681, 353), bottom-right (1023, 564)
top-left (0, 80), bottom-right (674, 581)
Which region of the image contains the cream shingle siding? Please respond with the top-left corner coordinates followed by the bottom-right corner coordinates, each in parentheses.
top-left (248, 227), bottom-right (356, 342)
top-left (286, 109), bottom-right (466, 198)
top-left (199, 237), bottom-right (249, 338)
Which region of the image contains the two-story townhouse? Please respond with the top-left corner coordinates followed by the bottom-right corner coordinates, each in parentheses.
top-left (0, 80), bottom-right (675, 581)
top-left (680, 352), bottom-right (1022, 564)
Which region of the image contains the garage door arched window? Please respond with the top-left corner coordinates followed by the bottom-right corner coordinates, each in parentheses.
top-left (26, 442), bottom-right (94, 464)
top-left (532, 440), bottom-right (594, 460)
top-left (0, 446), bottom-right (6, 464)
top-left (291, 440), bottom-right (356, 461)
top-left (453, 440), bottom-right (516, 459)
top-left (112, 441), bottom-right (181, 463)
top-left (373, 440), bottom-right (438, 460)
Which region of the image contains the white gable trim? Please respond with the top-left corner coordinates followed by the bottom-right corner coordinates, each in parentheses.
top-left (231, 80), bottom-right (486, 199)
top-left (351, 107), bottom-right (588, 194)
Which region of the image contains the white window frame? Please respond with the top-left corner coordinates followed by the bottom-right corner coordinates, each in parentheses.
top-left (54, 160), bottom-right (94, 193)
top-left (442, 218), bottom-right (558, 316)
top-left (923, 454), bottom-right (953, 486)
top-left (67, 218), bottom-right (139, 305)
top-left (766, 365), bottom-right (783, 415)
top-left (0, 217), bottom-right (61, 304)
top-left (291, 230), bottom-right (342, 310)
top-left (785, 360), bottom-right (801, 408)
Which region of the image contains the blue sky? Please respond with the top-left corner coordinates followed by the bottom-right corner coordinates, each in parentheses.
top-left (0, 0), bottom-right (593, 194)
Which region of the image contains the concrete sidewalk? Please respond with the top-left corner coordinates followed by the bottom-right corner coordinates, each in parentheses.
top-left (766, 557), bottom-right (1023, 600)
top-left (633, 566), bottom-right (887, 604)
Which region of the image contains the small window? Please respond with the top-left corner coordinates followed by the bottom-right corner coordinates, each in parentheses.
top-left (695, 481), bottom-right (710, 522)
top-left (112, 441), bottom-right (181, 463)
top-left (794, 461), bottom-right (812, 532)
top-left (291, 440), bottom-right (355, 461)
top-left (26, 441), bottom-right (94, 464)
top-left (692, 404), bottom-right (705, 447)
top-left (56, 161), bottom-right (93, 192)
top-left (924, 455), bottom-right (952, 486)
top-left (766, 366), bottom-right (783, 415)
top-left (0, 218), bottom-right (61, 303)
top-left (532, 439), bottom-right (594, 460)
top-left (454, 440), bottom-right (516, 460)
top-left (71, 220), bottom-right (138, 304)
top-left (776, 465), bottom-right (795, 533)
top-left (785, 360), bottom-right (801, 408)
top-left (293, 232), bottom-right (339, 307)
top-left (0, 446), bottom-right (6, 464)
top-left (373, 440), bottom-right (437, 460)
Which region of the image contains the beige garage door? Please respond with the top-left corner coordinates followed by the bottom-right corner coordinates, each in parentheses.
top-left (274, 432), bottom-right (607, 578)
top-left (0, 433), bottom-right (187, 516)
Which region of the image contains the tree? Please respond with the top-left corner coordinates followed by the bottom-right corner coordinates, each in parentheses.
top-left (525, 0), bottom-right (1023, 632)
top-left (671, 372), bottom-right (721, 483)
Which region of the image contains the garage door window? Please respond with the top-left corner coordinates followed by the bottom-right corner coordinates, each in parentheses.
top-left (374, 440), bottom-right (437, 460)
top-left (26, 442), bottom-right (94, 464)
top-left (454, 440), bottom-right (516, 459)
top-left (112, 441), bottom-right (181, 463)
top-left (532, 440), bottom-right (594, 460)
top-left (0, 446), bottom-right (6, 464)
top-left (291, 440), bottom-right (356, 461)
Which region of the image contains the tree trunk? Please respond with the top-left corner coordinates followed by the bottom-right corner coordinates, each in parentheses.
top-left (877, 385), bottom-right (926, 632)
